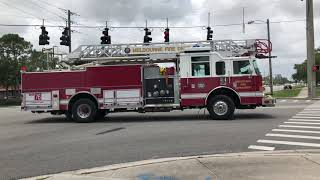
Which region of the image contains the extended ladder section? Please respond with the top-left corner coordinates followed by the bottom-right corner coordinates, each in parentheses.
top-left (67, 39), bottom-right (272, 64)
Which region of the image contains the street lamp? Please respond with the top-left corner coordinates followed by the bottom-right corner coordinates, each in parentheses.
top-left (248, 19), bottom-right (273, 95)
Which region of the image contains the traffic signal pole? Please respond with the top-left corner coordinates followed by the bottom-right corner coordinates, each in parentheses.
top-left (306, 0), bottom-right (316, 98)
top-left (68, 10), bottom-right (71, 53)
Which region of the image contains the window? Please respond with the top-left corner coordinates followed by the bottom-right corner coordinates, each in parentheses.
top-left (233, 60), bottom-right (251, 75)
top-left (216, 61), bottom-right (225, 75)
top-left (191, 56), bottom-right (210, 77)
top-left (252, 60), bottom-right (261, 75)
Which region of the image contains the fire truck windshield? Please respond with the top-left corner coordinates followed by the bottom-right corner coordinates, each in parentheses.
top-left (252, 60), bottom-right (261, 75)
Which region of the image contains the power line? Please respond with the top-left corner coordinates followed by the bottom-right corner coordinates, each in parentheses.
top-left (0, 0), bottom-right (42, 20)
top-left (33, 0), bottom-right (67, 12)
top-left (27, 0), bottom-right (66, 21)
top-left (0, 19), bottom-right (307, 29)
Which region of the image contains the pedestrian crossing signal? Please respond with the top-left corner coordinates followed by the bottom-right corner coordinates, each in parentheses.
top-left (312, 65), bottom-right (320, 72)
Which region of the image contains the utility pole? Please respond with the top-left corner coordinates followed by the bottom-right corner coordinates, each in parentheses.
top-left (306, 0), bottom-right (316, 98)
top-left (208, 12), bottom-right (211, 27)
top-left (242, 7), bottom-right (245, 33)
top-left (267, 19), bottom-right (273, 95)
top-left (68, 10), bottom-right (71, 53)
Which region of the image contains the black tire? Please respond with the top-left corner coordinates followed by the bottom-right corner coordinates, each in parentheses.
top-left (65, 111), bottom-right (73, 121)
top-left (207, 95), bottom-right (235, 120)
top-left (72, 99), bottom-right (97, 123)
top-left (96, 110), bottom-right (108, 120)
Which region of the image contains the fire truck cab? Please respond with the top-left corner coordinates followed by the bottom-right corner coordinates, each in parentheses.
top-left (21, 40), bottom-right (275, 123)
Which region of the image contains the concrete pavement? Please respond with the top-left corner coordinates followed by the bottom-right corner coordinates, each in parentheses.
top-left (0, 100), bottom-right (316, 179)
top-left (296, 87), bottom-right (309, 98)
top-left (22, 149), bottom-right (320, 180)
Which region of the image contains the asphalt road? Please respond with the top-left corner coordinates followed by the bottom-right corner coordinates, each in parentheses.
top-left (0, 99), bottom-right (317, 179)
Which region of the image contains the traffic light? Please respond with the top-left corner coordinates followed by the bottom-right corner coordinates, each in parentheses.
top-left (312, 65), bottom-right (320, 72)
top-left (206, 26), bottom-right (213, 40)
top-left (39, 26), bottom-right (50, 45)
top-left (101, 27), bottom-right (111, 44)
top-left (164, 28), bottom-right (169, 42)
top-left (143, 28), bottom-right (152, 43)
top-left (60, 27), bottom-right (70, 46)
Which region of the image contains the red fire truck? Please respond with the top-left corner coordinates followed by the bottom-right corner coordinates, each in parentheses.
top-left (21, 40), bottom-right (275, 122)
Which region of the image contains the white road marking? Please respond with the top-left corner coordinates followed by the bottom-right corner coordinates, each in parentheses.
top-left (272, 129), bottom-right (320, 134)
top-left (284, 121), bottom-right (320, 125)
top-left (306, 100), bottom-right (311, 102)
top-left (304, 109), bottom-right (320, 111)
top-left (279, 125), bottom-right (320, 129)
top-left (293, 100), bottom-right (299, 102)
top-left (248, 145), bottom-right (275, 151)
top-left (296, 113), bottom-right (320, 116)
top-left (266, 133), bottom-right (320, 140)
top-left (292, 116), bottom-right (320, 119)
top-left (289, 119), bottom-right (320, 122)
top-left (279, 100), bottom-right (287, 102)
top-left (257, 139), bottom-right (320, 148)
top-left (300, 111), bottom-right (320, 113)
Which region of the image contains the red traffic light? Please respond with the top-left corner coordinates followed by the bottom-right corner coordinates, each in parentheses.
top-left (164, 28), bottom-right (169, 42)
top-left (20, 66), bottom-right (27, 72)
top-left (312, 65), bottom-right (319, 72)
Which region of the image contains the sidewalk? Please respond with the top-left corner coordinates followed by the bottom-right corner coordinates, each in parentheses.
top-left (23, 149), bottom-right (320, 180)
top-left (296, 87), bottom-right (308, 98)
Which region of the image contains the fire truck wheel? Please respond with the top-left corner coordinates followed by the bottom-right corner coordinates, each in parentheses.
top-left (65, 111), bottom-right (73, 121)
top-left (96, 110), bottom-right (108, 120)
top-left (207, 95), bottom-right (235, 120)
top-left (72, 99), bottom-right (97, 123)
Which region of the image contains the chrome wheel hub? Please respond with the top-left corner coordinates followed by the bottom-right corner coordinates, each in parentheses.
top-left (77, 104), bottom-right (91, 119)
top-left (213, 101), bottom-right (228, 116)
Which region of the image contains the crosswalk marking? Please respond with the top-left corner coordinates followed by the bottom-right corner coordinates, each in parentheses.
top-left (296, 113), bottom-right (320, 116)
top-left (284, 121), bottom-right (320, 125)
top-left (248, 145), bottom-right (275, 151)
top-left (292, 116), bottom-right (320, 119)
top-left (272, 129), bottom-right (320, 134)
top-left (257, 139), bottom-right (320, 148)
top-left (289, 119), bottom-right (320, 122)
top-left (248, 101), bottom-right (320, 151)
top-left (279, 125), bottom-right (320, 129)
top-left (266, 133), bottom-right (320, 140)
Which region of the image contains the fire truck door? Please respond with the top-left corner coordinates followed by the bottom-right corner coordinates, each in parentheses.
top-left (230, 60), bottom-right (257, 103)
top-left (215, 60), bottom-right (230, 86)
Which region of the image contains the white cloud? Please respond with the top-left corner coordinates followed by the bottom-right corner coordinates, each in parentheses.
top-left (0, 0), bottom-right (319, 79)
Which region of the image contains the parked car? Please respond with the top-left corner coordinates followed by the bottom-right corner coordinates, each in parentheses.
top-left (284, 84), bottom-right (293, 90)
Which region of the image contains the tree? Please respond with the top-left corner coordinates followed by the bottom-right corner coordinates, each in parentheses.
top-left (0, 34), bottom-right (59, 98)
top-left (0, 34), bottom-right (32, 97)
top-left (273, 74), bottom-right (290, 85)
top-left (292, 49), bottom-right (320, 84)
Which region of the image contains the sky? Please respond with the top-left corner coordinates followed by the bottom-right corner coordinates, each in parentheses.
top-left (0, 0), bottom-right (319, 79)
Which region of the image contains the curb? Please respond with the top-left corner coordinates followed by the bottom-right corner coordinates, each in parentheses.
top-left (275, 97), bottom-right (319, 100)
top-left (73, 149), bottom-right (320, 175)
top-left (22, 149), bottom-right (320, 180)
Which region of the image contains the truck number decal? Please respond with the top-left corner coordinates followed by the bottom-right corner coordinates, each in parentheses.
top-left (34, 93), bottom-right (42, 101)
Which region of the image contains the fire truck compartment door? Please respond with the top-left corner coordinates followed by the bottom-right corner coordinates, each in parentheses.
top-left (103, 89), bottom-right (142, 107)
top-left (25, 92), bottom-right (52, 108)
